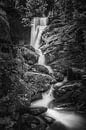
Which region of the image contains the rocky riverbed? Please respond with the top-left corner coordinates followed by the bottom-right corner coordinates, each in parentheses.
top-left (0, 0), bottom-right (86, 130)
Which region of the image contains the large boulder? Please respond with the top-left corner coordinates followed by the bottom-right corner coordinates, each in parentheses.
top-left (31, 64), bottom-right (50, 74)
top-left (53, 80), bottom-right (86, 111)
top-left (24, 71), bottom-right (56, 93)
top-left (20, 46), bottom-right (39, 65)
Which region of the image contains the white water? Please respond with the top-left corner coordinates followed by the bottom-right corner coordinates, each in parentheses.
top-left (31, 86), bottom-right (54, 108)
top-left (30, 17), bottom-right (53, 73)
top-left (30, 17), bottom-right (84, 129)
top-left (46, 109), bottom-right (84, 129)
top-left (31, 83), bottom-right (84, 129)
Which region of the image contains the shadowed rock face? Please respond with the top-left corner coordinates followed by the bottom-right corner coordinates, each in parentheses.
top-left (40, 0), bottom-right (86, 112)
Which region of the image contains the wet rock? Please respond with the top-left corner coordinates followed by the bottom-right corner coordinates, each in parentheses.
top-left (21, 46), bottom-right (38, 65)
top-left (7, 76), bottom-right (31, 112)
top-left (0, 0), bottom-right (86, 130)
top-left (22, 63), bottom-right (31, 72)
top-left (28, 107), bottom-right (47, 116)
top-left (41, 9), bottom-right (86, 78)
top-left (54, 72), bottom-right (64, 82)
top-left (24, 71), bottom-right (56, 93)
top-left (40, 115), bottom-right (55, 126)
top-left (31, 92), bottom-right (42, 102)
top-left (50, 60), bottom-right (68, 74)
top-left (44, 45), bottom-right (62, 64)
top-left (23, 45), bottom-right (36, 52)
top-left (53, 81), bottom-right (86, 111)
top-left (54, 103), bottom-right (76, 111)
top-left (54, 82), bottom-right (80, 98)
top-left (63, 67), bottom-right (86, 81)
top-left (16, 114), bottom-right (47, 130)
top-left (31, 64), bottom-right (50, 74)
top-left (40, 0), bottom-right (86, 112)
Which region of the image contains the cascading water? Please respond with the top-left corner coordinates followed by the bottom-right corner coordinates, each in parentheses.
top-left (31, 84), bottom-right (84, 129)
top-left (30, 17), bottom-right (84, 130)
top-left (30, 17), bottom-right (53, 73)
top-left (31, 85), bottom-right (54, 108)
top-left (46, 109), bottom-right (84, 129)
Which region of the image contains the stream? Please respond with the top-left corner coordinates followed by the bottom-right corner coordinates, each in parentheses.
top-left (30, 17), bottom-right (86, 130)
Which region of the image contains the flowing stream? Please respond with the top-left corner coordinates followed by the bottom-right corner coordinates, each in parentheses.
top-left (30, 17), bottom-right (85, 130)
top-left (30, 17), bottom-right (53, 73)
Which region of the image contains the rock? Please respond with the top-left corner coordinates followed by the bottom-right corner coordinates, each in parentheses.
top-left (31, 92), bottom-right (42, 102)
top-left (40, 115), bottom-right (55, 126)
top-left (0, 0), bottom-right (86, 130)
top-left (53, 72), bottom-right (64, 82)
top-left (22, 63), bottom-right (31, 72)
top-left (39, 0), bottom-right (86, 112)
top-left (50, 60), bottom-right (68, 74)
top-left (53, 81), bottom-right (86, 111)
top-left (8, 77), bottom-right (31, 112)
top-left (44, 44), bottom-right (62, 64)
top-left (24, 71), bottom-right (56, 93)
top-left (28, 107), bottom-right (47, 116)
top-left (24, 45), bottom-right (36, 52)
top-left (21, 46), bottom-right (38, 65)
top-left (16, 114), bottom-right (47, 130)
top-left (63, 67), bottom-right (86, 81)
top-left (31, 64), bottom-right (50, 74)
top-left (23, 71), bottom-right (56, 101)
top-left (15, 57), bottom-right (31, 76)
top-left (54, 103), bottom-right (76, 111)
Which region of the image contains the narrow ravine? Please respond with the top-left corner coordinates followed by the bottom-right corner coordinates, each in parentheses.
top-left (30, 17), bottom-right (85, 130)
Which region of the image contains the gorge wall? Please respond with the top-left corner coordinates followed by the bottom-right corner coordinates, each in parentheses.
top-left (41, 0), bottom-right (86, 110)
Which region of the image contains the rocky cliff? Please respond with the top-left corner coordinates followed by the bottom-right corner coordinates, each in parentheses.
top-left (41, 0), bottom-right (86, 111)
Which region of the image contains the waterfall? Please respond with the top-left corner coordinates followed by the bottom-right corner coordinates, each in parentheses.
top-left (31, 82), bottom-right (84, 129)
top-left (30, 17), bottom-right (84, 129)
top-left (30, 17), bottom-right (53, 73)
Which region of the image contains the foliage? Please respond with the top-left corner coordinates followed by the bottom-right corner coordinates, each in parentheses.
top-left (21, 0), bottom-right (48, 26)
